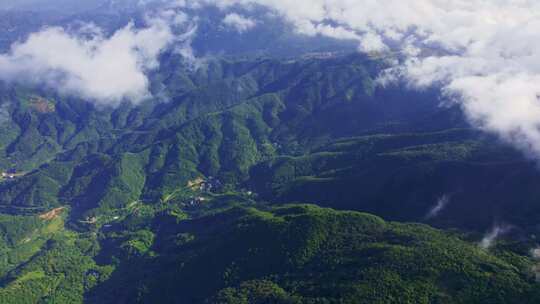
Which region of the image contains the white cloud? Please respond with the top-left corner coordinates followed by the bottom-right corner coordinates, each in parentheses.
top-left (532, 247), bottom-right (540, 259)
top-left (222, 13), bottom-right (257, 32)
top-left (0, 14), bottom-right (178, 106)
top-left (180, 0), bottom-right (540, 158)
top-left (479, 225), bottom-right (511, 250)
top-left (6, 1), bottom-right (540, 159)
top-left (425, 194), bottom-right (450, 220)
top-left (173, 24), bottom-right (205, 70)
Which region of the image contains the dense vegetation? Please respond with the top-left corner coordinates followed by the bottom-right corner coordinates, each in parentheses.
top-left (248, 128), bottom-right (540, 231)
top-left (0, 51), bottom-right (539, 302)
top-left (0, 200), bottom-right (538, 304)
top-left (0, 53), bottom-right (535, 233)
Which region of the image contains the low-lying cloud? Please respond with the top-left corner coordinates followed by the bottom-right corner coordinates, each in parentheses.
top-left (5, 0), bottom-right (540, 160)
top-left (0, 15), bottom-right (177, 106)
top-left (180, 0), bottom-right (540, 158)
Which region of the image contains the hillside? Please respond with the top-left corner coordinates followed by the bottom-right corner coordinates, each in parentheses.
top-left (0, 53), bottom-right (534, 234)
top-left (0, 55), bottom-right (447, 217)
top-left (0, 202), bottom-right (538, 303)
top-left (0, 50), bottom-right (538, 303)
top-left (248, 129), bottom-right (540, 231)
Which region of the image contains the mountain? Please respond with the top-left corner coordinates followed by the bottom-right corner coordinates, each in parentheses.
top-left (0, 6), bottom-right (539, 302)
top-left (0, 54), bottom-right (452, 219)
top-left (0, 54), bottom-right (532, 233)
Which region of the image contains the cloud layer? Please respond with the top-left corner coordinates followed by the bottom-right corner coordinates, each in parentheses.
top-left (179, 0), bottom-right (540, 157)
top-left (0, 16), bottom-right (175, 105)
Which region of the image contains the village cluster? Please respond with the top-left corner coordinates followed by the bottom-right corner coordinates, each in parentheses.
top-left (1, 168), bottom-right (17, 179)
top-left (185, 176), bottom-right (223, 206)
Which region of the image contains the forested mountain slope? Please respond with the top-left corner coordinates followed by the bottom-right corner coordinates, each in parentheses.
top-left (0, 54), bottom-right (448, 217)
top-left (0, 53), bottom-right (531, 233)
top-left (0, 52), bottom-right (539, 303)
top-left (1, 202), bottom-right (538, 303)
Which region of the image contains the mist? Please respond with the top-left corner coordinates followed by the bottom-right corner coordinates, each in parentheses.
top-left (425, 195), bottom-right (450, 220)
top-left (479, 225), bottom-right (511, 250)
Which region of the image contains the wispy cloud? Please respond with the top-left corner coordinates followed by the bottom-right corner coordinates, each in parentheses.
top-left (425, 194), bottom-right (450, 220)
top-left (479, 225), bottom-right (511, 250)
top-left (532, 247), bottom-right (540, 259)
